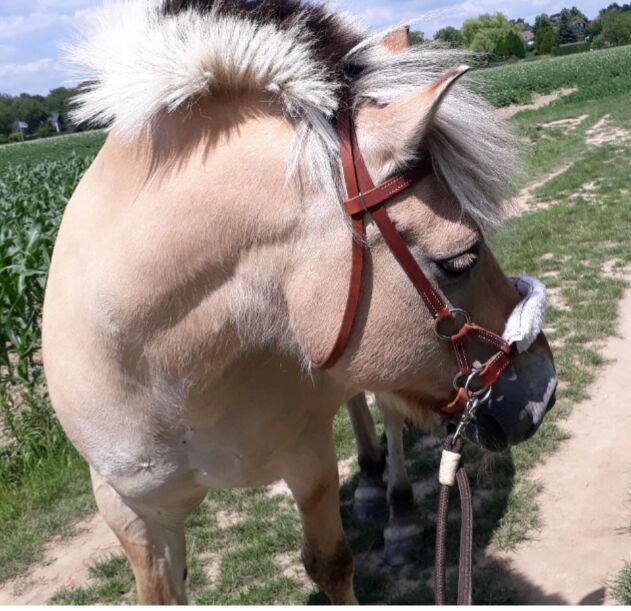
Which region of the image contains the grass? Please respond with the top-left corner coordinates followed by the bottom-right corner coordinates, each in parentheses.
top-left (611, 563), bottom-right (631, 604)
top-left (0, 131), bottom-right (105, 172)
top-left (473, 44), bottom-right (631, 108)
top-left (1, 48), bottom-right (631, 603)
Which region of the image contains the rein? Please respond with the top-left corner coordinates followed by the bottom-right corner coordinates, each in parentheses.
top-left (313, 91), bottom-right (521, 604)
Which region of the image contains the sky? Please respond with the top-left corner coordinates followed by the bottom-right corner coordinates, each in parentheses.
top-left (0, 0), bottom-right (607, 97)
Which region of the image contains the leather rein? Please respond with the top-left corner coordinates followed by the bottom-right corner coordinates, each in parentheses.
top-left (312, 92), bottom-right (517, 420)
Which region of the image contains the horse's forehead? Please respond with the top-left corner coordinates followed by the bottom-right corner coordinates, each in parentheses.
top-left (384, 177), bottom-right (480, 259)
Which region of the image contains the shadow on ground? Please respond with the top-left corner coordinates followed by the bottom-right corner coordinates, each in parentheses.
top-left (309, 425), bottom-right (567, 605)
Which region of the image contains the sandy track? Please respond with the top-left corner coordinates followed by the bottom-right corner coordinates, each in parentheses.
top-left (0, 514), bottom-right (120, 605)
top-left (497, 88), bottom-right (577, 118)
top-left (492, 286), bottom-right (631, 604)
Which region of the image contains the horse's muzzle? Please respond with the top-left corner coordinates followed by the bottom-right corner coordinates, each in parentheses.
top-left (461, 343), bottom-right (557, 452)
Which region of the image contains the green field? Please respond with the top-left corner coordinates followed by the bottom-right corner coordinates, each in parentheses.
top-left (1, 45), bottom-right (631, 604)
top-left (473, 44), bottom-right (631, 107)
top-left (0, 131), bottom-right (105, 173)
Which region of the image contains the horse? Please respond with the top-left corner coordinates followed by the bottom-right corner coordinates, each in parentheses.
top-left (42, 0), bottom-right (557, 604)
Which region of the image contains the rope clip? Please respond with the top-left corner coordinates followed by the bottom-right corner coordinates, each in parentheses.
top-left (453, 369), bottom-right (494, 442)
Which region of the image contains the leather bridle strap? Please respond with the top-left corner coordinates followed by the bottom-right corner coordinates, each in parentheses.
top-left (311, 97), bottom-right (367, 370)
top-left (313, 96), bottom-right (445, 370)
top-left (313, 90), bottom-right (515, 420)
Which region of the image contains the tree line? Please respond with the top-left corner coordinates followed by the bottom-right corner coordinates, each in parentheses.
top-left (412, 3), bottom-right (631, 61)
top-left (0, 87), bottom-right (78, 144)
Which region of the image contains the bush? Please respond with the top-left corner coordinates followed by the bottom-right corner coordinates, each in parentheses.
top-left (552, 42), bottom-right (590, 57)
top-left (592, 34), bottom-right (607, 50)
top-left (34, 124), bottom-right (51, 139)
top-left (0, 134), bottom-right (8, 145)
top-left (8, 132), bottom-right (23, 143)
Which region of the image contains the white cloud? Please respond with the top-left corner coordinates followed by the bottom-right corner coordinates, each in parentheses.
top-left (0, 13), bottom-right (70, 40)
top-left (0, 4), bottom-right (100, 41)
top-left (0, 57), bottom-right (53, 79)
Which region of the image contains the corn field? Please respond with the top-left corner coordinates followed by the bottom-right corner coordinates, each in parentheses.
top-left (0, 154), bottom-right (94, 485)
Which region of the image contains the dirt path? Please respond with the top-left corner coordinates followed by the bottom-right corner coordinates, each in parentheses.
top-left (0, 514), bottom-right (120, 605)
top-left (497, 88), bottom-right (577, 118)
top-left (492, 286), bottom-right (631, 604)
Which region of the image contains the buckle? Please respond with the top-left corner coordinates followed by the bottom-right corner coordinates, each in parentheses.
top-left (434, 308), bottom-right (471, 341)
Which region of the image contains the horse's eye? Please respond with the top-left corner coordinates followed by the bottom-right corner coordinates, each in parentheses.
top-left (435, 243), bottom-right (481, 277)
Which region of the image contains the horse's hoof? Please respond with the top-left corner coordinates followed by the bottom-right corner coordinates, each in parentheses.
top-left (353, 485), bottom-right (387, 522)
top-left (384, 522), bottom-right (423, 566)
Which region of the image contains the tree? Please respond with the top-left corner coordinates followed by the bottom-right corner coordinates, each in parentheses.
top-left (602, 2), bottom-right (631, 10)
top-left (45, 87), bottom-right (77, 123)
top-left (506, 30), bottom-right (527, 58)
top-left (534, 14), bottom-right (556, 54)
top-left (0, 100), bottom-right (12, 135)
top-left (586, 17), bottom-right (603, 39)
top-left (10, 94), bottom-right (48, 134)
top-left (409, 30), bottom-right (425, 45)
top-left (434, 26), bottom-right (464, 47)
top-left (461, 13), bottom-right (519, 54)
top-left (557, 9), bottom-right (578, 45)
top-left (600, 9), bottom-right (631, 45)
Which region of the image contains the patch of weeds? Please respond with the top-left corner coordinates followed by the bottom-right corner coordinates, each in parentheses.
top-left (611, 563), bottom-right (631, 604)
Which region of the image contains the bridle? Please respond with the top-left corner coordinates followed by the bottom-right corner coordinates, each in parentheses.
top-left (312, 90), bottom-right (518, 420)
top-left (311, 89), bottom-right (524, 605)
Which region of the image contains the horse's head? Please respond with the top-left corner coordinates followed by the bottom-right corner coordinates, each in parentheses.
top-left (292, 59), bottom-right (556, 452)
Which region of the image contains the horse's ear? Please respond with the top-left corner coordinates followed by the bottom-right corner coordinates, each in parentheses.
top-left (356, 65), bottom-right (471, 177)
top-left (383, 27), bottom-right (411, 53)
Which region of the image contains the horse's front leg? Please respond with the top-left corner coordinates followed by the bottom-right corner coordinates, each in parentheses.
top-left (376, 395), bottom-right (422, 566)
top-left (284, 425), bottom-right (357, 605)
top-left (346, 393), bottom-right (387, 521)
top-left (91, 467), bottom-right (205, 605)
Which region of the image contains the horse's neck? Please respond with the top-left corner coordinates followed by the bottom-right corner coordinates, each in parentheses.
top-left (85, 99), bottom-right (331, 379)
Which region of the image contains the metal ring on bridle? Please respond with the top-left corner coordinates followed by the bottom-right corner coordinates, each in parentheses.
top-left (434, 308), bottom-right (471, 342)
top-left (452, 368), bottom-right (493, 402)
top-left (464, 369), bottom-right (493, 403)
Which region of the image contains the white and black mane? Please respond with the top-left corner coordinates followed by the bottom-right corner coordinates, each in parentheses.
top-left (162, 0), bottom-right (365, 78)
top-left (67, 0), bottom-right (517, 230)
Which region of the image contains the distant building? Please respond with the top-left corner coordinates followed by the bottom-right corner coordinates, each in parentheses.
top-left (48, 113), bottom-right (66, 133)
top-left (572, 18), bottom-right (588, 30)
top-left (522, 31), bottom-right (535, 46)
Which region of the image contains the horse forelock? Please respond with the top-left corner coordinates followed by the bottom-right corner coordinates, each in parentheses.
top-left (67, 0), bottom-right (517, 232)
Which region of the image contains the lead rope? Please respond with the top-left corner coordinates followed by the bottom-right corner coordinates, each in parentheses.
top-left (435, 388), bottom-right (487, 605)
top-left (435, 434), bottom-right (473, 605)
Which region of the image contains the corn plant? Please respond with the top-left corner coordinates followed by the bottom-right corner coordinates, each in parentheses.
top-left (0, 154), bottom-right (94, 484)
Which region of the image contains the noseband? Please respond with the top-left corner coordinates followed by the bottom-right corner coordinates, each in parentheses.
top-left (313, 93), bottom-right (517, 419)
